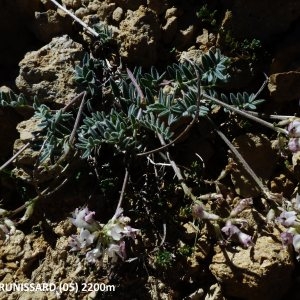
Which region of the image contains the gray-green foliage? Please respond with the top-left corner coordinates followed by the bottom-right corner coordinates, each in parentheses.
top-left (32, 47), bottom-right (264, 163)
top-left (94, 23), bottom-right (113, 43)
top-left (0, 90), bottom-right (27, 107)
top-left (76, 49), bottom-right (232, 158)
top-left (220, 91), bottom-right (265, 110)
top-left (33, 103), bottom-right (74, 163)
top-left (74, 52), bottom-right (101, 96)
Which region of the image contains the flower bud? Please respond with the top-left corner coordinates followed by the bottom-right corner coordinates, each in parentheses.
top-left (192, 204), bottom-right (219, 220)
top-left (230, 198), bottom-right (253, 217)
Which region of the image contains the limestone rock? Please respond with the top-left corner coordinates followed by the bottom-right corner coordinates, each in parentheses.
top-left (219, 0), bottom-right (300, 42)
top-left (165, 7), bottom-right (180, 19)
top-left (268, 71), bottom-right (300, 102)
top-left (162, 16), bottom-right (178, 44)
top-left (210, 230), bottom-right (294, 300)
top-left (87, 0), bottom-right (116, 21)
top-left (62, 0), bottom-right (82, 9)
top-left (114, 0), bottom-right (146, 11)
top-left (118, 6), bottom-right (160, 67)
top-left (187, 284), bottom-right (226, 300)
top-left (112, 7), bottom-right (124, 23)
top-left (16, 35), bottom-right (84, 107)
top-left (196, 29), bottom-right (217, 51)
top-left (33, 9), bottom-right (73, 42)
top-left (14, 117), bottom-right (42, 167)
top-left (11, 117), bottom-right (44, 183)
top-left (179, 49), bottom-right (204, 65)
top-left (204, 283), bottom-right (225, 300)
top-left (0, 230), bottom-right (25, 261)
top-left (229, 133), bottom-right (278, 197)
top-left (12, 115), bottom-right (70, 184)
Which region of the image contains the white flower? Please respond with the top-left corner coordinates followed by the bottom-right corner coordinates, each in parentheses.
top-left (288, 120), bottom-right (300, 137)
top-left (122, 225), bottom-right (139, 238)
top-left (70, 207), bottom-right (99, 231)
top-left (107, 223), bottom-right (123, 241)
top-left (221, 221), bottom-right (240, 237)
top-left (276, 210), bottom-right (298, 227)
top-left (0, 218), bottom-right (16, 242)
top-left (86, 246), bottom-right (102, 264)
top-left (106, 241), bottom-right (126, 262)
top-left (69, 228), bottom-right (95, 251)
top-left (293, 234), bottom-right (300, 260)
top-left (288, 138), bottom-right (300, 153)
top-left (281, 231), bottom-right (294, 246)
top-left (230, 198), bottom-right (253, 217)
top-left (236, 231), bottom-right (254, 248)
top-left (221, 221), bottom-right (253, 248)
top-left (192, 204), bottom-right (220, 220)
top-left (104, 207), bottom-right (140, 241)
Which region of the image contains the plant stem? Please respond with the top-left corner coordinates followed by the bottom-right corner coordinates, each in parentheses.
top-left (49, 0), bottom-right (99, 37)
top-left (0, 142), bottom-right (30, 172)
top-left (241, 110), bottom-right (296, 121)
top-left (116, 168), bottom-right (129, 211)
top-left (202, 93), bottom-right (289, 135)
top-left (207, 117), bottom-right (278, 200)
top-left (137, 71), bottom-right (202, 157)
top-left (69, 91), bottom-right (86, 145)
top-left (127, 67), bottom-right (200, 203)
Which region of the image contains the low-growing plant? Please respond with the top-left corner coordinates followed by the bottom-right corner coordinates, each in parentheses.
top-left (0, 90), bottom-right (28, 107)
top-left (154, 250), bottom-right (174, 269)
top-left (1, 1), bottom-right (300, 272)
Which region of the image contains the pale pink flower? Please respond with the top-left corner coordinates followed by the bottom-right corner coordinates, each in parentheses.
top-left (276, 210), bottom-right (298, 227)
top-left (281, 231), bottom-right (293, 246)
top-left (86, 246), bottom-right (102, 264)
top-left (221, 221), bottom-right (253, 248)
top-left (192, 204), bottom-right (220, 220)
top-left (288, 138), bottom-right (300, 153)
top-left (236, 231), bottom-right (254, 248)
top-left (230, 198), bottom-right (253, 217)
top-left (288, 120), bottom-right (300, 137)
top-left (69, 228), bottom-right (95, 251)
top-left (70, 207), bottom-right (99, 231)
top-left (106, 241), bottom-right (126, 262)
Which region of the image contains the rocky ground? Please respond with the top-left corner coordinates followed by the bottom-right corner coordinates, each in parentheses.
top-left (1, 0), bottom-right (300, 299)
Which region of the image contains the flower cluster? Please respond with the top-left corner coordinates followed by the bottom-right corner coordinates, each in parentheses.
top-left (0, 218), bottom-right (16, 241)
top-left (221, 221), bottom-right (254, 248)
top-left (192, 202), bottom-right (254, 248)
top-left (287, 120), bottom-right (300, 153)
top-left (69, 206), bottom-right (139, 263)
top-left (0, 208), bottom-right (16, 242)
top-left (276, 194), bottom-right (300, 259)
